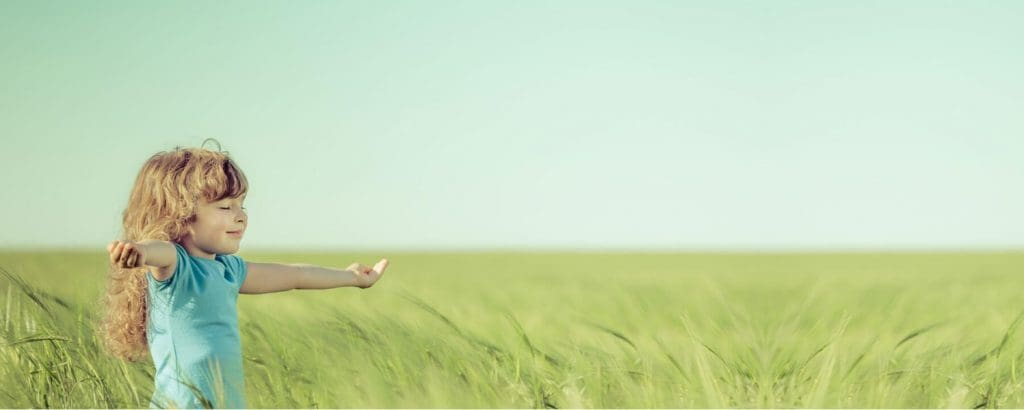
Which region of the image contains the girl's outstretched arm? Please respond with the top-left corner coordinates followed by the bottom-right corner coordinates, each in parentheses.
top-left (241, 259), bottom-right (389, 294)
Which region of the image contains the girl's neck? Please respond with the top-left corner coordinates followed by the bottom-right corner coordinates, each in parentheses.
top-left (180, 239), bottom-right (216, 260)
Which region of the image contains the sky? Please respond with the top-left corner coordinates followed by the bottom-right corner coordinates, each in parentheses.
top-left (1, 1), bottom-right (1022, 251)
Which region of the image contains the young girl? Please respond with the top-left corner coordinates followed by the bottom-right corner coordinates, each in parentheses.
top-left (98, 141), bottom-right (389, 409)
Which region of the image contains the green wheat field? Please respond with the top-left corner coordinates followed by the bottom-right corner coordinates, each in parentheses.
top-left (1, 250), bottom-right (1023, 408)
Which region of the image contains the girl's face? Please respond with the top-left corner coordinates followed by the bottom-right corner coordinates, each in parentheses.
top-left (183, 194), bottom-right (247, 259)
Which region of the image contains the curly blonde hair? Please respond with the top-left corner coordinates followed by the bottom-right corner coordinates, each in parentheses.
top-left (98, 139), bottom-right (249, 362)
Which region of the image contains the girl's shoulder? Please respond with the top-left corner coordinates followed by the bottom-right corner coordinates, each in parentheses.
top-left (215, 253), bottom-right (248, 284)
top-left (149, 242), bottom-right (192, 290)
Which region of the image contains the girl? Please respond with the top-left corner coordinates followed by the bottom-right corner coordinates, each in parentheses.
top-left (99, 140), bottom-right (389, 409)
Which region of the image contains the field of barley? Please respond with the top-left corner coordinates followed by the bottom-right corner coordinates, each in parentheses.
top-left (0, 250), bottom-right (1022, 408)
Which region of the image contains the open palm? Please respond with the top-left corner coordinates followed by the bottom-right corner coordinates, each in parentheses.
top-left (346, 259), bottom-right (389, 289)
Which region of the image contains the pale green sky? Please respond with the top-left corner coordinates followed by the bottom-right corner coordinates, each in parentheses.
top-left (2, 1), bottom-right (1022, 251)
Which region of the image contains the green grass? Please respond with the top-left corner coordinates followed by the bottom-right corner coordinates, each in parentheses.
top-left (1, 250), bottom-right (1023, 408)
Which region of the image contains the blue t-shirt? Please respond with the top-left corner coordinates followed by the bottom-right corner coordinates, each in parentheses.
top-left (146, 242), bottom-right (248, 409)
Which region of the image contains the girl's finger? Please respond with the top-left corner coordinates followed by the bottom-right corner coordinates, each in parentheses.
top-left (373, 259), bottom-right (389, 274)
top-left (127, 247), bottom-right (139, 267)
top-left (118, 244), bottom-right (131, 266)
top-left (111, 243), bottom-right (125, 265)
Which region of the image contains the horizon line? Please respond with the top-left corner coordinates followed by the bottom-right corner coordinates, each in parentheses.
top-left (2, 244), bottom-right (1023, 254)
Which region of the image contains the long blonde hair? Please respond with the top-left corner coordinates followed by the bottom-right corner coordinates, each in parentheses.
top-left (99, 139), bottom-right (249, 361)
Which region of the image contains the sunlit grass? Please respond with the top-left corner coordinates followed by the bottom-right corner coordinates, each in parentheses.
top-left (0, 250), bottom-right (1022, 408)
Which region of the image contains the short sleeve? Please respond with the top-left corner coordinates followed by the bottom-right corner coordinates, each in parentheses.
top-left (149, 241), bottom-right (191, 293)
top-left (220, 254), bottom-right (248, 288)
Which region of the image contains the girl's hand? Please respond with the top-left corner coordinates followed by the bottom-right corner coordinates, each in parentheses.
top-left (346, 259), bottom-right (389, 289)
top-left (107, 240), bottom-right (148, 269)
